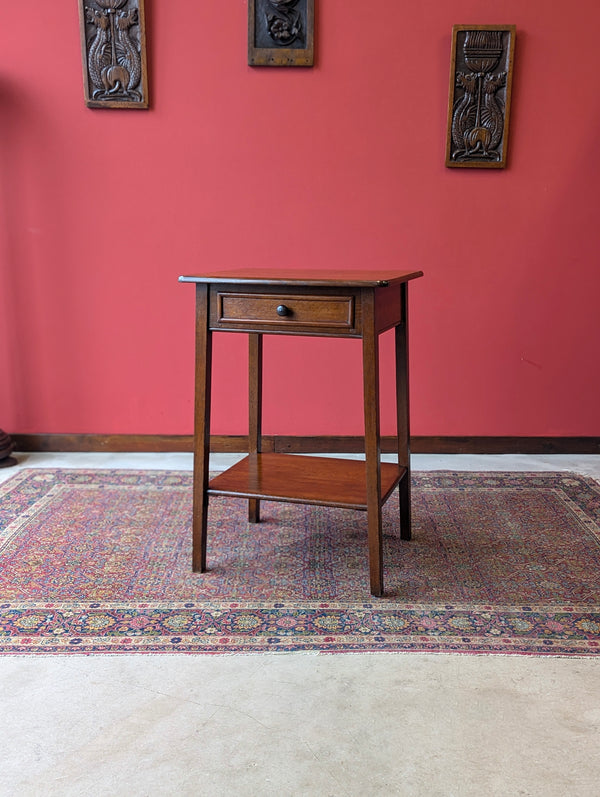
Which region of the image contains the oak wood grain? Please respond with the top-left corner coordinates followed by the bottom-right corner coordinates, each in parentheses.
top-left (180, 268), bottom-right (423, 288)
top-left (248, 333), bottom-right (263, 523)
top-left (192, 284), bottom-right (211, 572)
top-left (208, 453), bottom-right (405, 510)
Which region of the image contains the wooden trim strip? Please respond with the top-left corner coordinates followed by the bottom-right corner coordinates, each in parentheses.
top-left (10, 434), bottom-right (600, 455)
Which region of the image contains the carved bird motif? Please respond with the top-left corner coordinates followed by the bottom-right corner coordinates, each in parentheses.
top-left (451, 71), bottom-right (506, 160)
top-left (116, 8), bottom-right (142, 93)
top-left (86, 8), bottom-right (111, 92)
top-left (85, 3), bottom-right (142, 101)
top-left (451, 73), bottom-right (478, 152)
top-left (482, 72), bottom-right (506, 151)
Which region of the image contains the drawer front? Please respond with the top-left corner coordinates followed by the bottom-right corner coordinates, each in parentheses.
top-left (213, 291), bottom-right (357, 333)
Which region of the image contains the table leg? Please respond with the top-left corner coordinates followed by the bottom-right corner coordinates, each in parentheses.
top-left (362, 289), bottom-right (383, 597)
top-left (192, 284), bottom-right (212, 572)
top-left (248, 333), bottom-right (263, 523)
top-left (396, 284), bottom-right (411, 541)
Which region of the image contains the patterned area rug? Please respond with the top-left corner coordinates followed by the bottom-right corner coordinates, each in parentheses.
top-left (1, 468), bottom-right (600, 655)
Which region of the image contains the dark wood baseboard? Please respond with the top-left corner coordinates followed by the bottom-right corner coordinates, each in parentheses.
top-left (10, 434), bottom-right (600, 455)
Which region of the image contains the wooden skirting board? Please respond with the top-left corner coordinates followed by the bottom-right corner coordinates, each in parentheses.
top-left (10, 434), bottom-right (600, 455)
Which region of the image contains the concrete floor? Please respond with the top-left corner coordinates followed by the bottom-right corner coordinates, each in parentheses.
top-left (1, 452), bottom-right (600, 796)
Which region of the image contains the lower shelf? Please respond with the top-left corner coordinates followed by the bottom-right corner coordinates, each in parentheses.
top-left (207, 453), bottom-right (406, 510)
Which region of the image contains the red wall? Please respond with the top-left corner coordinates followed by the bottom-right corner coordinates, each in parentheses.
top-left (1, 1), bottom-right (599, 438)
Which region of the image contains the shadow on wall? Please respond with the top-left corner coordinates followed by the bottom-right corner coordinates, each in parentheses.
top-left (0, 78), bottom-right (90, 433)
top-left (503, 93), bottom-right (600, 434)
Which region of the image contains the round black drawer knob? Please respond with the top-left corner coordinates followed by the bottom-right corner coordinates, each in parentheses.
top-left (276, 305), bottom-right (290, 317)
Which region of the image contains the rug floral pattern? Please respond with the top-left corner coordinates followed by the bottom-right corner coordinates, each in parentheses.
top-left (1, 469), bottom-right (600, 655)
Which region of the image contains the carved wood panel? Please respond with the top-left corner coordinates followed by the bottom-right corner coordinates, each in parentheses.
top-left (248, 0), bottom-right (314, 67)
top-left (445, 25), bottom-right (516, 168)
top-left (78, 0), bottom-right (149, 109)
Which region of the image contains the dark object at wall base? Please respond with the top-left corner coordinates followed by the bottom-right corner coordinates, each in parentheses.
top-left (0, 429), bottom-right (17, 468)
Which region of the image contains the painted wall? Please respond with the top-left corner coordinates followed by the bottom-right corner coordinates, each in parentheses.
top-left (1, 1), bottom-right (599, 438)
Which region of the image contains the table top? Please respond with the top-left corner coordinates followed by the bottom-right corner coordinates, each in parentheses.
top-left (178, 268), bottom-right (423, 288)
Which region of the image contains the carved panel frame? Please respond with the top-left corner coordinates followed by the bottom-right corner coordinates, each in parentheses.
top-left (445, 25), bottom-right (516, 168)
top-left (78, 0), bottom-right (149, 109)
top-left (248, 0), bottom-right (314, 67)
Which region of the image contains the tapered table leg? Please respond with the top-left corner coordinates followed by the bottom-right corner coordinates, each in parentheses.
top-left (248, 333), bottom-right (263, 523)
top-left (192, 284), bottom-right (212, 572)
top-left (362, 289), bottom-right (383, 597)
top-left (396, 283), bottom-right (412, 540)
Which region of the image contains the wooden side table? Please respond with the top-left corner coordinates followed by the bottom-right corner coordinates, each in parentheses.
top-left (179, 268), bottom-right (423, 597)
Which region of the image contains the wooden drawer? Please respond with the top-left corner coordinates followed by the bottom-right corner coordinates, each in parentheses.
top-left (210, 288), bottom-right (361, 335)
